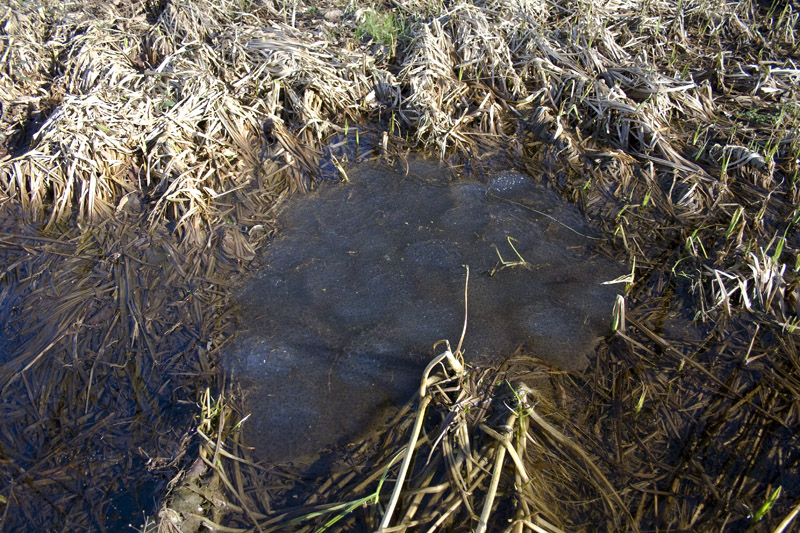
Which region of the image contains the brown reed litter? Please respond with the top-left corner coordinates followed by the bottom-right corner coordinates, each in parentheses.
top-left (0, 0), bottom-right (798, 530)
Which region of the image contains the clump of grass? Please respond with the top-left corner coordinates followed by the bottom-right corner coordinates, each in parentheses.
top-left (355, 6), bottom-right (406, 48)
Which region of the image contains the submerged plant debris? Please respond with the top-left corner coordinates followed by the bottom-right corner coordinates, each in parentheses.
top-left (227, 157), bottom-right (624, 464)
top-left (0, 0), bottom-right (798, 530)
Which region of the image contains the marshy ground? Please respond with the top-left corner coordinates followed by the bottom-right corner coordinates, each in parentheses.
top-left (227, 158), bottom-right (625, 466)
top-left (0, 0), bottom-right (798, 531)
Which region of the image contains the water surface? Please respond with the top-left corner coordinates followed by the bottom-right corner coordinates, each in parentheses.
top-left (227, 158), bottom-right (626, 464)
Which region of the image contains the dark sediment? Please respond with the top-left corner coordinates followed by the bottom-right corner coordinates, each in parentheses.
top-left (226, 157), bottom-right (626, 464)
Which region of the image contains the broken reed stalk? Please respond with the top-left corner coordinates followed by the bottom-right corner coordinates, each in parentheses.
top-left (476, 402), bottom-right (520, 533)
top-left (378, 346), bottom-right (463, 531)
top-left (774, 498), bottom-right (800, 533)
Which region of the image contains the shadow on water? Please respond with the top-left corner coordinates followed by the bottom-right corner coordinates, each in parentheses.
top-left (0, 206), bottom-right (223, 530)
top-left (102, 401), bottom-right (197, 529)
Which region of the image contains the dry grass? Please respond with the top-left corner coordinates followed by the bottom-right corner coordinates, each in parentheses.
top-left (0, 0), bottom-right (798, 530)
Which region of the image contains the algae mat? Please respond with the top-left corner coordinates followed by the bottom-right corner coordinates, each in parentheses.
top-left (226, 158), bottom-right (626, 464)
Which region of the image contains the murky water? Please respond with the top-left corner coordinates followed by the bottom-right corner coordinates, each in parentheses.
top-left (226, 158), bottom-right (626, 465)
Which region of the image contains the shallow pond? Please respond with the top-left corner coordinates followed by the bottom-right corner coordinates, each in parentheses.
top-left (226, 157), bottom-right (626, 465)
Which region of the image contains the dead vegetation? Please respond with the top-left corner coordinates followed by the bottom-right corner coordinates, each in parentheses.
top-left (0, 0), bottom-right (798, 530)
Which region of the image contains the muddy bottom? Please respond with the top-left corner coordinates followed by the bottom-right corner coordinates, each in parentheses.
top-left (226, 157), bottom-right (626, 465)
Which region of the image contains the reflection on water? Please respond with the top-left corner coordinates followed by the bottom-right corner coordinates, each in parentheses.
top-left (226, 157), bottom-right (626, 465)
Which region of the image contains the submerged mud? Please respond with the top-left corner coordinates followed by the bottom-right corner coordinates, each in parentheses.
top-left (227, 158), bottom-right (625, 464)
